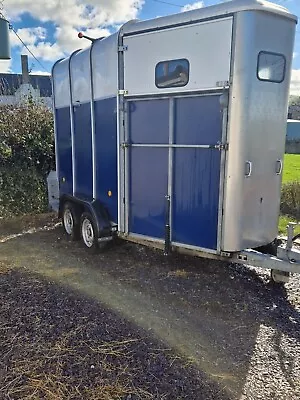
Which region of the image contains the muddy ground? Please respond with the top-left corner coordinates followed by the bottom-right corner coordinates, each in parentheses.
top-left (0, 213), bottom-right (299, 399)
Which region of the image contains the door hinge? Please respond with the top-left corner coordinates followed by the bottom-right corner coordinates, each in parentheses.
top-left (215, 142), bottom-right (228, 151)
top-left (118, 45), bottom-right (128, 52)
top-left (118, 89), bottom-right (128, 96)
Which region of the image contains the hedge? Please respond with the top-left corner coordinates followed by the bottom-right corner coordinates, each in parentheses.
top-left (280, 181), bottom-right (300, 220)
top-left (0, 102), bottom-right (54, 217)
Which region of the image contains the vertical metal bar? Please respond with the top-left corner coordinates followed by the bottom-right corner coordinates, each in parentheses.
top-left (117, 28), bottom-right (126, 233)
top-left (168, 98), bottom-right (175, 243)
top-left (68, 49), bottom-right (81, 197)
top-left (51, 59), bottom-right (63, 190)
top-left (217, 93), bottom-right (229, 254)
top-left (164, 195), bottom-right (171, 255)
top-left (124, 101), bottom-right (130, 234)
top-left (164, 97), bottom-right (174, 255)
top-left (217, 16), bottom-right (235, 252)
top-left (90, 43), bottom-right (97, 200)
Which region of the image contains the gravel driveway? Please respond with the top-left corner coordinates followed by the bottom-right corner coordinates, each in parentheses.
top-left (0, 213), bottom-right (299, 399)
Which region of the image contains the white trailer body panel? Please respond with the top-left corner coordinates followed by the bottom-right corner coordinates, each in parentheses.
top-left (123, 18), bottom-right (233, 96)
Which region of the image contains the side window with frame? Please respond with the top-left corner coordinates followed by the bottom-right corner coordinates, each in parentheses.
top-left (155, 59), bottom-right (190, 89)
top-left (257, 51), bottom-right (286, 83)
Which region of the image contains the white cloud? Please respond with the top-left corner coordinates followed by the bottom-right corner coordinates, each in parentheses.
top-left (5, 0), bottom-right (144, 63)
top-left (0, 60), bottom-right (12, 73)
top-left (6, 0), bottom-right (144, 27)
top-left (10, 27), bottom-right (47, 48)
top-left (290, 69), bottom-right (300, 96)
top-left (181, 1), bottom-right (204, 12)
top-left (55, 26), bottom-right (110, 54)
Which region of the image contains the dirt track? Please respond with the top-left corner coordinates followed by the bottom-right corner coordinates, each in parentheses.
top-left (0, 213), bottom-right (299, 399)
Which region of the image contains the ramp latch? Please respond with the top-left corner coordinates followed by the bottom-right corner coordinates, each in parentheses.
top-left (215, 142), bottom-right (228, 151)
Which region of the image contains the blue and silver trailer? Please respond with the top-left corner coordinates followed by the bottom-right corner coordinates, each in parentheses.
top-left (52, 0), bottom-right (300, 284)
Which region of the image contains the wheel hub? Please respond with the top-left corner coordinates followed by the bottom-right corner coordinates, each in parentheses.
top-left (64, 209), bottom-right (74, 235)
top-left (82, 219), bottom-right (94, 248)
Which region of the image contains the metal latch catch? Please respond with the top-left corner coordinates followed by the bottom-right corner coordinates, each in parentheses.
top-left (118, 45), bottom-right (128, 52)
top-left (215, 142), bottom-right (228, 151)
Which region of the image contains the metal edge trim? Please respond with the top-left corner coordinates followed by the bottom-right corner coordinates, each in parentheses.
top-left (68, 49), bottom-right (81, 196)
top-left (51, 58), bottom-right (64, 186)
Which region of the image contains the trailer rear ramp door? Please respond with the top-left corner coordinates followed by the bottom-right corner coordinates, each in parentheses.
top-left (121, 18), bottom-right (232, 251)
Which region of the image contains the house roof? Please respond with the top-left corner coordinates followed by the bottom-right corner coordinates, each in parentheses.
top-left (0, 73), bottom-right (52, 97)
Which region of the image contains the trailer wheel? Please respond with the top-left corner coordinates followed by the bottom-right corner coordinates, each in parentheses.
top-left (62, 202), bottom-right (80, 241)
top-left (80, 212), bottom-right (99, 253)
top-left (270, 269), bottom-right (290, 285)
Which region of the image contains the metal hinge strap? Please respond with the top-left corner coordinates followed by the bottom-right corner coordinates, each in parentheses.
top-left (118, 45), bottom-right (128, 52)
top-left (118, 89), bottom-right (128, 95)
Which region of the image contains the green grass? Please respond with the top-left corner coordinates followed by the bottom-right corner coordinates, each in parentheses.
top-left (279, 154), bottom-right (300, 235)
top-left (282, 154), bottom-right (300, 184)
top-left (278, 215), bottom-right (300, 236)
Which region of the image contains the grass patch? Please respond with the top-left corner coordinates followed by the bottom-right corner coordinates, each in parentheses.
top-left (282, 154), bottom-right (300, 184)
top-left (280, 154), bottom-right (300, 235)
top-left (278, 215), bottom-right (300, 236)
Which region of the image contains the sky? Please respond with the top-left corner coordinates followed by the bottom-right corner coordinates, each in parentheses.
top-left (0, 0), bottom-right (300, 94)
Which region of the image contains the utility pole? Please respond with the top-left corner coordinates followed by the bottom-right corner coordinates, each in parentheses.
top-left (0, 0), bottom-right (10, 60)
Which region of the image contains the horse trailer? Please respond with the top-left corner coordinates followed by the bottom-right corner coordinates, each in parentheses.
top-left (52, 0), bottom-right (300, 284)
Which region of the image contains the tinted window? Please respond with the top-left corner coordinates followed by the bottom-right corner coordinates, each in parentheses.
top-left (155, 59), bottom-right (189, 89)
top-left (257, 51), bottom-right (286, 83)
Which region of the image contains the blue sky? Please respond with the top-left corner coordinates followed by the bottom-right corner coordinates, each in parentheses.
top-left (1, 0), bottom-right (300, 93)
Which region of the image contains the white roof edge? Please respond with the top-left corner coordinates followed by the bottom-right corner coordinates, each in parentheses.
top-left (122, 0), bottom-right (297, 35)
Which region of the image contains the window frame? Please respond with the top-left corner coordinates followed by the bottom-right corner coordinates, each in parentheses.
top-left (155, 58), bottom-right (190, 89)
top-left (257, 51), bottom-right (286, 84)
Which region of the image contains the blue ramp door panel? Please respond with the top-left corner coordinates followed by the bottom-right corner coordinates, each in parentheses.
top-left (126, 94), bottom-right (223, 250)
top-left (94, 97), bottom-right (118, 222)
top-left (73, 102), bottom-right (93, 199)
top-left (172, 95), bottom-right (223, 250)
top-left (128, 99), bottom-right (169, 239)
top-left (55, 107), bottom-right (73, 195)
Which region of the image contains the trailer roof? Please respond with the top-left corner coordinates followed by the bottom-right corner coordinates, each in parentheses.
top-left (122, 0), bottom-right (297, 35)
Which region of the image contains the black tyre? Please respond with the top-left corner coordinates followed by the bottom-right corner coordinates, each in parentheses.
top-left (270, 269), bottom-right (289, 285)
top-left (62, 202), bottom-right (80, 241)
top-left (80, 212), bottom-right (99, 253)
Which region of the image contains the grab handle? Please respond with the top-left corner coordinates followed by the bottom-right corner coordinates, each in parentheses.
top-left (245, 161), bottom-right (252, 177)
top-left (276, 159), bottom-right (283, 175)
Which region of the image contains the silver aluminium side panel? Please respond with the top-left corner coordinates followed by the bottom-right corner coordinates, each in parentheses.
top-left (91, 33), bottom-right (118, 100)
top-left (123, 17), bottom-right (233, 96)
top-left (70, 49), bottom-right (92, 104)
top-left (123, 0), bottom-right (296, 37)
top-left (222, 11), bottom-right (296, 252)
top-left (52, 59), bottom-right (70, 109)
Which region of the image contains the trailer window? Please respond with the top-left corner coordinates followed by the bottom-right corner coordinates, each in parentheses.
top-left (257, 51), bottom-right (286, 83)
top-left (155, 59), bottom-right (189, 89)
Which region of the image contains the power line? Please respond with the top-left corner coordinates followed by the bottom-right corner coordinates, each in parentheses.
top-left (151, 0), bottom-right (184, 8)
top-left (10, 25), bottom-right (50, 73)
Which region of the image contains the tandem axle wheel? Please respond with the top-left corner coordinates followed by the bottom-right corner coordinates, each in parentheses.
top-left (270, 269), bottom-right (290, 284)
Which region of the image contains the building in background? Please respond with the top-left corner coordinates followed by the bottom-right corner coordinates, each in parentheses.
top-left (288, 104), bottom-right (300, 120)
top-left (0, 55), bottom-right (52, 107)
top-left (286, 119), bottom-right (300, 154)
